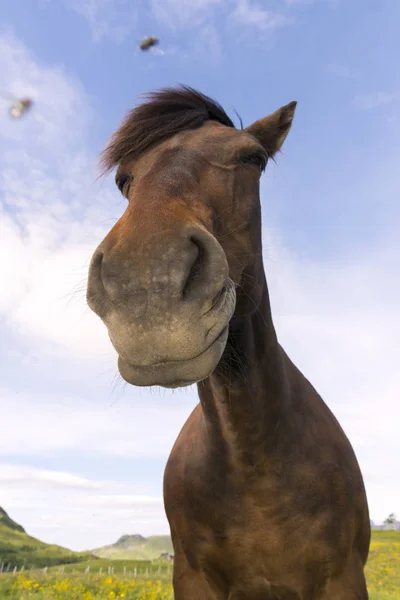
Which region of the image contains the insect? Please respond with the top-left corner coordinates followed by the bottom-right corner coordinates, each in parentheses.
top-left (139, 36), bottom-right (159, 51)
top-left (8, 97), bottom-right (33, 119)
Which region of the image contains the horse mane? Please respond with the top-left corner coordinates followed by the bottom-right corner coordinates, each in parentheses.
top-left (100, 85), bottom-right (236, 174)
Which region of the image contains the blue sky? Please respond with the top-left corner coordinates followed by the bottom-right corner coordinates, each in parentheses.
top-left (0, 0), bottom-right (399, 551)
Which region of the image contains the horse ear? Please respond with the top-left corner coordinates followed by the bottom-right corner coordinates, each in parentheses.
top-left (245, 101), bottom-right (297, 157)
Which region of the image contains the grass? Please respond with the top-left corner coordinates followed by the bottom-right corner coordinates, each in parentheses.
top-left (365, 530), bottom-right (400, 599)
top-left (0, 572), bottom-right (173, 599)
top-left (47, 559), bottom-right (157, 574)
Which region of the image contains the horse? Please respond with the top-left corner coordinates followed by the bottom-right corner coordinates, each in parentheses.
top-left (87, 85), bottom-right (370, 599)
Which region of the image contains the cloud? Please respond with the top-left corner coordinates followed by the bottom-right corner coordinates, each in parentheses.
top-left (0, 30), bottom-right (90, 151)
top-left (353, 91), bottom-right (399, 110)
top-left (327, 63), bottom-right (359, 79)
top-left (230, 0), bottom-right (292, 31)
top-left (0, 464), bottom-right (144, 492)
top-left (67, 0), bottom-right (139, 43)
top-left (0, 465), bottom-right (167, 550)
top-left (150, 0), bottom-right (223, 29)
top-left (193, 24), bottom-right (223, 64)
top-left (0, 30), bottom-right (118, 362)
top-left (0, 387), bottom-right (194, 458)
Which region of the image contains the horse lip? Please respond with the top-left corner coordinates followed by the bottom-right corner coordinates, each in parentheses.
top-left (117, 324), bottom-right (229, 387)
top-left (122, 324), bottom-right (229, 371)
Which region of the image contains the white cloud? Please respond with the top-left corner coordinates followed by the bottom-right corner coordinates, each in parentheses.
top-left (0, 31), bottom-right (90, 151)
top-left (231, 0), bottom-right (291, 30)
top-left (327, 63), bottom-right (359, 79)
top-left (284, 0), bottom-right (316, 6)
top-left (67, 0), bottom-right (138, 43)
top-left (150, 0), bottom-right (223, 29)
top-left (0, 387), bottom-right (195, 458)
top-left (353, 91), bottom-right (399, 110)
top-left (285, 0), bottom-right (340, 6)
top-left (0, 31), bottom-right (118, 362)
top-left (0, 464), bottom-right (144, 492)
top-left (194, 24), bottom-right (223, 64)
top-left (0, 465), bottom-right (167, 550)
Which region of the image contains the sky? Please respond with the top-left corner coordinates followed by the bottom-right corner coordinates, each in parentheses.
top-left (0, 0), bottom-right (399, 552)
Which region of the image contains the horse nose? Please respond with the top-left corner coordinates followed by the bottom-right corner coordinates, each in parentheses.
top-left (181, 225), bottom-right (229, 305)
top-left (87, 224), bottom-right (229, 317)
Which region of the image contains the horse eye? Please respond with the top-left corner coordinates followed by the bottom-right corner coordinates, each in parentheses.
top-left (116, 175), bottom-right (133, 195)
top-left (241, 154), bottom-right (267, 172)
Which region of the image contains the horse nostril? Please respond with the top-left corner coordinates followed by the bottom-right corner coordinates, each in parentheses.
top-left (181, 236), bottom-right (205, 299)
top-left (180, 227), bottom-right (228, 306)
top-left (91, 250), bottom-right (104, 284)
top-left (87, 250), bottom-right (105, 311)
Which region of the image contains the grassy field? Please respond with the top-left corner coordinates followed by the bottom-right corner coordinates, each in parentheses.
top-left (365, 531), bottom-right (400, 599)
top-left (47, 559), bottom-right (158, 574)
top-left (0, 530), bottom-right (398, 599)
top-left (0, 572), bottom-right (173, 599)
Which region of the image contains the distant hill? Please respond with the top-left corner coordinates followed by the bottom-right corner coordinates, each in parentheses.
top-left (0, 506), bottom-right (95, 569)
top-left (92, 534), bottom-right (173, 560)
top-left (0, 507), bottom-right (25, 534)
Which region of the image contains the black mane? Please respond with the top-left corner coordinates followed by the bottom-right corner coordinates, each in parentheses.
top-left (101, 85), bottom-right (235, 173)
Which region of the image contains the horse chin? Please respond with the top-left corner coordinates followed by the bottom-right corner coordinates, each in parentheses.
top-left (117, 325), bottom-right (229, 389)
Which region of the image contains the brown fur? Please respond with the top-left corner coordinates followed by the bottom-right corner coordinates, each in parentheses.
top-left (87, 85), bottom-right (370, 599)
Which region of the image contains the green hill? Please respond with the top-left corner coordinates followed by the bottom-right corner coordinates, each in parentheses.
top-left (0, 506), bottom-right (95, 569)
top-left (92, 534), bottom-right (173, 560)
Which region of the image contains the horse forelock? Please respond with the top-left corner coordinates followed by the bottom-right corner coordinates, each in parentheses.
top-left (100, 85), bottom-right (236, 175)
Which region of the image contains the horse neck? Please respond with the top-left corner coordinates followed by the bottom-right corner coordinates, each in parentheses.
top-left (198, 262), bottom-right (293, 465)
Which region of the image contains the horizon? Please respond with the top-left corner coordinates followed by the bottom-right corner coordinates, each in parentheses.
top-left (0, 0), bottom-right (399, 551)
top-left (1, 503), bottom-right (397, 555)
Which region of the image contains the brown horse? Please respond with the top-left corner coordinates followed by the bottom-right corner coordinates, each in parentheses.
top-left (87, 86), bottom-right (370, 599)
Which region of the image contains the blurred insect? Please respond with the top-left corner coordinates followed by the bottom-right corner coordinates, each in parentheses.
top-left (8, 97), bottom-right (33, 119)
top-left (1, 92), bottom-right (47, 130)
top-left (139, 36), bottom-right (159, 51)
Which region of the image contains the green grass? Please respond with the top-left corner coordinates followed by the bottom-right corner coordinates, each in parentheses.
top-left (0, 571), bottom-right (174, 599)
top-left (365, 530), bottom-right (400, 599)
top-left (47, 558), bottom-right (170, 575)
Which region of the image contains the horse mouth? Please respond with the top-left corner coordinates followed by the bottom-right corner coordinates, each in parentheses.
top-left (117, 324), bottom-right (229, 388)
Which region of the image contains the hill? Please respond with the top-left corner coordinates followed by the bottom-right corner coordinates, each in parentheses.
top-left (0, 506), bottom-right (95, 569)
top-left (92, 534), bottom-right (173, 560)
